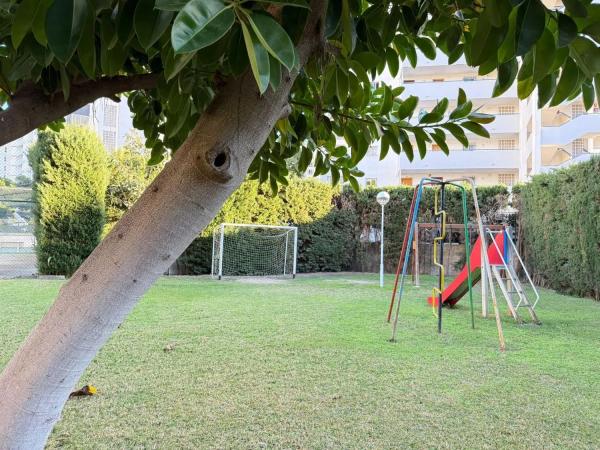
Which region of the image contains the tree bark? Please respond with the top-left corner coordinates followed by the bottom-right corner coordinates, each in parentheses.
top-left (0, 2), bottom-right (325, 447)
top-left (0, 74), bottom-right (158, 147)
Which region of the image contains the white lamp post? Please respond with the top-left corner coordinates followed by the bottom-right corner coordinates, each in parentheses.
top-left (376, 191), bottom-right (390, 287)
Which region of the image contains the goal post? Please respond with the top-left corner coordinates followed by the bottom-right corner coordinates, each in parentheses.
top-left (211, 223), bottom-right (298, 279)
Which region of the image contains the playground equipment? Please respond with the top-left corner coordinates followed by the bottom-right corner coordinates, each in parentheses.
top-left (386, 177), bottom-right (541, 351)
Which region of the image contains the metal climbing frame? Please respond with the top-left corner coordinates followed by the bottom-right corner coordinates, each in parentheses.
top-left (388, 177), bottom-right (506, 352)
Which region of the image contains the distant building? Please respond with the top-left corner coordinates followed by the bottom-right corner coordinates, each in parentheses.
top-left (348, 52), bottom-right (600, 188)
top-left (0, 98), bottom-right (133, 181)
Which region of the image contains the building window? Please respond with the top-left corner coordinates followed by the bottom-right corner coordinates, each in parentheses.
top-left (498, 105), bottom-right (516, 115)
top-left (103, 102), bottom-right (118, 128)
top-left (463, 76), bottom-right (476, 81)
top-left (572, 138), bottom-right (586, 155)
top-left (103, 130), bottom-right (117, 151)
top-left (401, 177), bottom-right (413, 186)
top-left (498, 173), bottom-right (516, 186)
top-left (366, 178), bottom-right (377, 187)
top-left (464, 144), bottom-right (477, 151)
top-left (404, 79), bottom-right (415, 83)
top-left (433, 78), bottom-right (444, 82)
top-left (571, 103), bottom-right (586, 118)
top-left (498, 139), bottom-right (517, 150)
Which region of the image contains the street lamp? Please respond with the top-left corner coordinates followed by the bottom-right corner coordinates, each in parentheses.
top-left (376, 191), bottom-right (390, 287)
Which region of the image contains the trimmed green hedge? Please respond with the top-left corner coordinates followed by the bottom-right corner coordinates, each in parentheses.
top-left (340, 184), bottom-right (509, 271)
top-left (30, 126), bottom-right (109, 276)
top-left (519, 158), bottom-right (600, 300)
top-left (177, 177), bottom-right (344, 274)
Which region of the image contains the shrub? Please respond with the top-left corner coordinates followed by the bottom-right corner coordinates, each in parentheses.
top-left (105, 134), bottom-right (162, 232)
top-left (30, 126), bottom-right (109, 276)
top-left (519, 158), bottom-right (600, 300)
top-left (177, 177), bottom-right (339, 274)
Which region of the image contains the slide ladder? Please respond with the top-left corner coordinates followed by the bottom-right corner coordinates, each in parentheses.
top-left (486, 230), bottom-right (540, 324)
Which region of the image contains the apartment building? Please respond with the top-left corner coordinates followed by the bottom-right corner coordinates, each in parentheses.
top-left (0, 98), bottom-right (132, 181)
top-left (354, 53), bottom-right (600, 188)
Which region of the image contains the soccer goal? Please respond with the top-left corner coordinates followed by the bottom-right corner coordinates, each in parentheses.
top-left (211, 223), bottom-right (298, 279)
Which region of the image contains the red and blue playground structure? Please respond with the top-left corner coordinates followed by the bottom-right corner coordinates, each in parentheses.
top-left (386, 177), bottom-right (540, 351)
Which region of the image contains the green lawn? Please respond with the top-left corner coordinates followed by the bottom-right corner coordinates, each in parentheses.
top-left (1, 274), bottom-right (599, 449)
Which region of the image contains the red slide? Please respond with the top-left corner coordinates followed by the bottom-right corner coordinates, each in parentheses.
top-left (427, 233), bottom-right (505, 307)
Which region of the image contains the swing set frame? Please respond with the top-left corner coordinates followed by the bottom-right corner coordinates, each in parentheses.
top-left (386, 177), bottom-right (507, 351)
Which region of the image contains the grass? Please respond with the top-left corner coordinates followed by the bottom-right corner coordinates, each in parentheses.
top-left (1, 274), bottom-right (599, 449)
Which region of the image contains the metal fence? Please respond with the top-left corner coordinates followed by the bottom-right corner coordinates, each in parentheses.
top-left (0, 188), bottom-right (37, 278)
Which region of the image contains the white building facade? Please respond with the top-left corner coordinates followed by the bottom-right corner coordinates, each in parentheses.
top-left (0, 98), bottom-right (132, 182)
top-left (354, 53), bottom-right (600, 188)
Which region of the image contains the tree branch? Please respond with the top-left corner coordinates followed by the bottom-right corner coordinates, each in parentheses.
top-left (0, 73), bottom-right (158, 147)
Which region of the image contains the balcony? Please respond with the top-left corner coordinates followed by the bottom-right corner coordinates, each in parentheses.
top-left (541, 113), bottom-right (600, 146)
top-left (486, 114), bottom-right (519, 134)
top-left (401, 79), bottom-right (517, 101)
top-left (399, 149), bottom-right (520, 172)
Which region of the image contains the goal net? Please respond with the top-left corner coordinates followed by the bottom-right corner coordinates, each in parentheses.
top-left (211, 223), bottom-right (298, 279)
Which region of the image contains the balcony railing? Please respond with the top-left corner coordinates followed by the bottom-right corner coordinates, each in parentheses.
top-left (399, 149), bottom-right (520, 171)
top-left (401, 79), bottom-right (517, 101)
top-left (541, 113), bottom-right (600, 146)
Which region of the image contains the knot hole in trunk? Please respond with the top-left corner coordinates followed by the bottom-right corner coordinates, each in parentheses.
top-left (197, 143), bottom-right (233, 183)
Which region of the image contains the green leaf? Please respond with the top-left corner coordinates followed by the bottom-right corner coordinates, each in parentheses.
top-left (135, 0), bottom-right (174, 49)
top-left (172, 0), bottom-right (235, 53)
top-left (533, 29), bottom-right (555, 83)
top-left (558, 13), bottom-right (578, 48)
top-left (582, 81), bottom-right (595, 110)
top-left (45, 0), bottom-right (89, 63)
top-left (269, 56), bottom-right (281, 91)
top-left (467, 112), bottom-right (495, 124)
top-left (385, 47), bottom-right (399, 77)
top-left (156, 0), bottom-right (188, 11)
top-left (487, 0), bottom-right (512, 28)
top-left (117, 0), bottom-right (137, 45)
top-left (569, 36), bottom-right (600, 79)
top-left (227, 25), bottom-right (249, 76)
top-left (335, 66), bottom-right (349, 105)
top-left (413, 128), bottom-right (429, 159)
top-left (12, 0), bottom-right (52, 48)
top-left (241, 21), bottom-right (270, 94)
top-left (493, 58), bottom-right (518, 97)
top-left (348, 175), bottom-right (360, 192)
top-left (164, 48), bottom-right (196, 81)
top-left (78, 13), bottom-right (96, 78)
top-left (413, 36), bottom-right (435, 60)
top-left (562, 0), bottom-right (587, 18)
top-left (461, 121), bottom-right (490, 138)
top-left (341, 0), bottom-right (353, 55)
top-left (430, 129), bottom-right (449, 155)
top-left (457, 88), bottom-right (466, 106)
top-left (550, 58), bottom-right (580, 106)
top-left (247, 12), bottom-right (295, 70)
top-left (401, 136), bottom-right (414, 161)
top-left (379, 85), bottom-right (393, 115)
top-left (252, 0), bottom-right (309, 8)
top-left (537, 72), bottom-right (557, 108)
top-left (380, 135), bottom-right (390, 161)
top-left (515, 0), bottom-right (546, 56)
top-left (441, 123), bottom-right (468, 148)
top-left (449, 100), bottom-right (473, 120)
top-left (397, 95), bottom-right (418, 120)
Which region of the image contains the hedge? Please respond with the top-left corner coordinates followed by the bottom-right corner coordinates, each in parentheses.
top-left (518, 158), bottom-right (600, 300)
top-left (177, 177), bottom-right (345, 274)
top-left (340, 184), bottom-right (509, 271)
top-left (177, 178), bottom-right (508, 275)
top-left (30, 126), bottom-right (109, 276)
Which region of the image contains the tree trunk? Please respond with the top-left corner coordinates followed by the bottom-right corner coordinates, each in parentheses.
top-left (0, 4), bottom-right (324, 444)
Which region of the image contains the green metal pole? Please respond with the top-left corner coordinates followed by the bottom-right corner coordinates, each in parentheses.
top-left (448, 182), bottom-right (475, 329)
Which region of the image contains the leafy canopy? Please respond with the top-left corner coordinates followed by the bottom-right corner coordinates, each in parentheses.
top-left (2, 0), bottom-right (600, 191)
